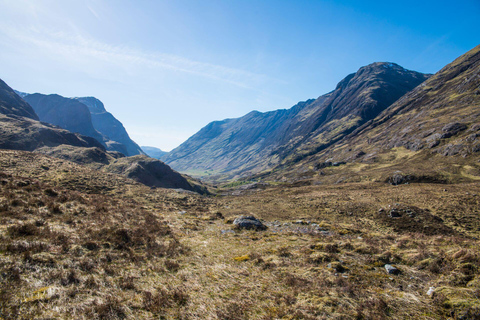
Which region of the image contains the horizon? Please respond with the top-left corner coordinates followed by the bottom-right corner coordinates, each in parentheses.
top-left (0, 0), bottom-right (479, 151)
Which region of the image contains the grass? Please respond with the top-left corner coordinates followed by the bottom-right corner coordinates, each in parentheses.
top-left (0, 149), bottom-right (480, 319)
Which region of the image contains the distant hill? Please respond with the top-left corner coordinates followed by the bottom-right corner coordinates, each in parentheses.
top-left (164, 62), bottom-right (429, 180)
top-left (75, 97), bottom-right (144, 156)
top-left (141, 146), bottom-right (169, 159)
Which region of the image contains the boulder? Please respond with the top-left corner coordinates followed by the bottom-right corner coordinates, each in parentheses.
top-left (233, 216), bottom-right (267, 231)
top-left (385, 264), bottom-right (400, 275)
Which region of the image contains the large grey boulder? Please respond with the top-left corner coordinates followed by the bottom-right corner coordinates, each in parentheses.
top-left (233, 216), bottom-right (267, 231)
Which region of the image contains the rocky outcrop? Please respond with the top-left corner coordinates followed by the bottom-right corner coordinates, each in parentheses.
top-left (315, 45), bottom-right (480, 162)
top-left (232, 216), bottom-right (267, 230)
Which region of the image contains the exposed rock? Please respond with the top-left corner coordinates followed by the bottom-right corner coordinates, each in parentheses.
top-left (441, 144), bottom-right (465, 156)
top-left (76, 97), bottom-right (144, 156)
top-left (233, 216), bottom-right (267, 231)
top-left (23, 94), bottom-right (109, 149)
top-left (388, 172), bottom-right (412, 185)
top-left (385, 264), bottom-right (400, 275)
top-left (389, 209), bottom-right (401, 218)
top-left (441, 122), bottom-right (467, 139)
top-left (427, 287), bottom-right (435, 296)
top-left (328, 261), bottom-right (348, 273)
top-left (426, 133), bottom-right (442, 148)
top-left (0, 79), bottom-right (38, 120)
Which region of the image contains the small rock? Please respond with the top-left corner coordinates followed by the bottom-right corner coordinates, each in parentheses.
top-left (389, 209), bottom-right (401, 218)
top-left (327, 261), bottom-right (348, 273)
top-left (233, 216), bottom-right (267, 231)
top-left (427, 287), bottom-right (435, 296)
top-left (178, 211), bottom-right (187, 215)
top-left (385, 264), bottom-right (400, 275)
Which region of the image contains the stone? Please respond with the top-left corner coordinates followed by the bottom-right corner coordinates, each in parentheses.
top-left (327, 261), bottom-right (348, 273)
top-left (427, 287), bottom-right (435, 296)
top-left (385, 264), bottom-right (400, 275)
top-left (389, 209), bottom-right (401, 218)
top-left (388, 172), bottom-right (412, 185)
top-left (233, 216), bottom-right (267, 231)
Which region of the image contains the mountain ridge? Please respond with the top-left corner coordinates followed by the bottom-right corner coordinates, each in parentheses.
top-left (165, 62), bottom-right (429, 181)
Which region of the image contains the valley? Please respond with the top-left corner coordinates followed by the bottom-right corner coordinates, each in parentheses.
top-left (0, 36), bottom-right (479, 319)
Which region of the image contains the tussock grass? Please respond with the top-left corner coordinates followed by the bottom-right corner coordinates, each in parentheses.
top-left (0, 150), bottom-right (480, 318)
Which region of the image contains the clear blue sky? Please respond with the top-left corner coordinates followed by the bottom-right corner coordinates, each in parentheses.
top-left (0, 0), bottom-right (478, 151)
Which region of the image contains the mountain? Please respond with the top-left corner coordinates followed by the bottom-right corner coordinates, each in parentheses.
top-left (74, 97), bottom-right (144, 156)
top-left (0, 80), bottom-right (203, 193)
top-left (0, 80), bottom-right (104, 152)
top-left (142, 146), bottom-right (169, 159)
top-left (318, 45), bottom-right (480, 161)
top-left (258, 44), bottom-right (480, 184)
top-left (22, 94), bottom-right (144, 156)
top-left (164, 62), bottom-right (429, 180)
top-left (22, 93), bottom-right (113, 150)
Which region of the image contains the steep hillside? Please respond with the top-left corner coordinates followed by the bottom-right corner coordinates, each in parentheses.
top-left (264, 45), bottom-right (480, 184)
top-left (23, 94), bottom-right (111, 150)
top-left (142, 146), bottom-right (169, 159)
top-left (165, 63), bottom-right (428, 181)
top-left (75, 97), bottom-right (144, 156)
top-left (0, 80), bottom-right (38, 120)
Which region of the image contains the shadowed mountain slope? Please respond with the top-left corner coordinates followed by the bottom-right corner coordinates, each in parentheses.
top-left (165, 62), bottom-right (429, 180)
top-left (75, 97), bottom-right (144, 156)
top-left (22, 93), bottom-right (110, 149)
top-left (0, 80), bottom-right (38, 120)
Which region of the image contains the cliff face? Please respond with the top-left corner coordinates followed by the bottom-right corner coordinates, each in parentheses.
top-left (23, 93), bottom-right (108, 148)
top-left (75, 97), bottom-right (144, 156)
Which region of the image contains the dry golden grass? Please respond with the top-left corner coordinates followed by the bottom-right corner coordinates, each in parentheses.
top-left (0, 150), bottom-right (479, 319)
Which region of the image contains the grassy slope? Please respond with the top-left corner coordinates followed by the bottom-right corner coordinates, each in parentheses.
top-left (1, 149), bottom-right (479, 319)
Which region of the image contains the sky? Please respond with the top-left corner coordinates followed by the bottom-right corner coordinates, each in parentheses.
top-left (0, 0), bottom-right (479, 151)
